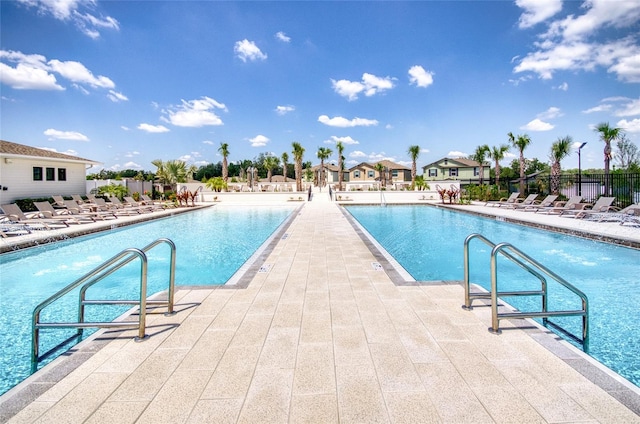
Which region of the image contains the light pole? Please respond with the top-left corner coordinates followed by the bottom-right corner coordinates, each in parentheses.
top-left (578, 142), bottom-right (587, 196)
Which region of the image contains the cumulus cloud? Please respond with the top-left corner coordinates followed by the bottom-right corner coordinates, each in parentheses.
top-left (349, 150), bottom-right (367, 158)
top-left (447, 151), bottom-right (467, 158)
top-left (331, 73), bottom-right (395, 100)
top-left (516, 0), bottom-right (562, 28)
top-left (137, 123), bottom-right (170, 133)
top-left (318, 115), bottom-right (378, 127)
top-left (513, 1), bottom-right (640, 82)
top-left (537, 106), bottom-right (563, 120)
top-left (583, 96), bottom-right (640, 117)
top-left (123, 161), bottom-right (142, 169)
top-left (234, 39), bottom-right (267, 62)
top-left (43, 128), bottom-right (89, 141)
top-left (16, 0), bottom-right (119, 38)
top-left (521, 118), bottom-right (554, 131)
top-left (275, 31), bottom-right (291, 42)
top-left (162, 96), bottom-right (227, 127)
top-left (617, 118), bottom-right (640, 133)
top-left (325, 136), bottom-right (359, 145)
top-left (202, 140), bottom-right (215, 145)
top-left (249, 134), bottom-right (270, 147)
top-left (275, 105), bottom-right (295, 115)
top-left (408, 65), bottom-right (435, 88)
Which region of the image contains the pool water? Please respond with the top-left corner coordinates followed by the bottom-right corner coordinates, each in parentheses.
top-left (0, 205), bottom-right (296, 396)
top-left (345, 205), bottom-right (640, 388)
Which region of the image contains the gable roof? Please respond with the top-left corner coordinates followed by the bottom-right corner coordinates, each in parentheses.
top-left (0, 140), bottom-right (100, 165)
top-left (422, 157), bottom-right (486, 169)
top-left (348, 160), bottom-right (409, 172)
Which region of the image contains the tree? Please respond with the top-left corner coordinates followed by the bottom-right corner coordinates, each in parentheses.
top-left (292, 142), bottom-right (305, 191)
top-left (281, 152), bottom-right (289, 181)
top-left (616, 134), bottom-right (639, 170)
top-left (316, 147), bottom-right (333, 187)
top-left (488, 144), bottom-right (510, 189)
top-left (218, 143), bottom-right (230, 185)
top-left (374, 162), bottom-right (386, 188)
top-left (336, 141), bottom-right (345, 191)
top-left (549, 136), bottom-right (572, 195)
top-left (595, 122), bottom-right (623, 195)
top-left (408, 145), bottom-right (420, 190)
top-left (263, 155), bottom-right (280, 182)
top-left (509, 132), bottom-right (532, 195)
top-left (470, 144), bottom-right (490, 186)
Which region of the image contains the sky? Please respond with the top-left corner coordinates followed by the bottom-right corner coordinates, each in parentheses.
top-left (1, 0), bottom-right (639, 174)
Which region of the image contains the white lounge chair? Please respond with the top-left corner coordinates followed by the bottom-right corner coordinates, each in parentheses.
top-left (560, 197), bottom-right (616, 219)
top-left (33, 201), bottom-right (94, 225)
top-left (485, 192), bottom-right (520, 207)
top-left (514, 195), bottom-right (558, 212)
top-left (535, 196), bottom-right (583, 215)
top-left (0, 203), bottom-right (70, 230)
top-left (502, 193), bottom-right (538, 209)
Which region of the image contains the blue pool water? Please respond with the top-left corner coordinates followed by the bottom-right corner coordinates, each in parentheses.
top-left (0, 205), bottom-right (295, 396)
top-left (345, 205), bottom-right (640, 387)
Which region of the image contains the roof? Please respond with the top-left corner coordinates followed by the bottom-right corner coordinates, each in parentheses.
top-left (348, 160), bottom-right (409, 171)
top-left (422, 157), bottom-right (487, 169)
top-left (0, 140), bottom-right (100, 165)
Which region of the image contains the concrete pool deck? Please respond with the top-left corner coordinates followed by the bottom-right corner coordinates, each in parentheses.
top-left (1, 190), bottom-right (640, 423)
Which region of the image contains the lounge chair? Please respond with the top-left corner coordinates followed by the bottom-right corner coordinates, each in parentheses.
top-left (560, 197), bottom-right (616, 219)
top-left (71, 194), bottom-right (90, 204)
top-left (485, 192), bottom-right (520, 207)
top-left (514, 195), bottom-right (558, 212)
top-left (0, 203), bottom-right (70, 230)
top-left (620, 206), bottom-right (640, 226)
top-left (535, 196), bottom-right (584, 215)
top-left (586, 203), bottom-right (639, 223)
top-left (33, 201), bottom-right (94, 225)
top-left (141, 194), bottom-right (175, 208)
top-left (502, 193), bottom-right (538, 209)
top-left (51, 195), bottom-right (68, 208)
top-left (63, 200), bottom-right (118, 220)
top-left (109, 196), bottom-right (150, 213)
top-left (124, 196), bottom-right (163, 212)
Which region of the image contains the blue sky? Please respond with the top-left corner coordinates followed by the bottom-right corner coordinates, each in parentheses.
top-left (1, 0), bottom-right (639, 173)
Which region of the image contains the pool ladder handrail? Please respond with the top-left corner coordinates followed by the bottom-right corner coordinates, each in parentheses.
top-left (31, 238), bottom-right (177, 373)
top-left (462, 233), bottom-right (589, 351)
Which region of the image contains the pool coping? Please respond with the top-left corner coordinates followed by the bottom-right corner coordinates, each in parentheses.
top-left (339, 203), bottom-right (640, 416)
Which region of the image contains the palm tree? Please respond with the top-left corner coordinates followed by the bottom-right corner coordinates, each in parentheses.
top-left (488, 144), bottom-right (510, 189)
top-left (336, 141), bottom-right (345, 191)
top-left (316, 147), bottom-right (333, 187)
top-left (263, 155), bottom-right (280, 182)
top-left (509, 132), bottom-right (532, 195)
top-left (595, 122), bottom-right (622, 195)
top-left (292, 142), bottom-right (305, 191)
top-left (374, 162), bottom-right (386, 188)
top-left (151, 159), bottom-right (168, 189)
top-left (218, 143), bottom-right (229, 185)
top-left (470, 144), bottom-right (490, 186)
top-left (408, 145), bottom-right (420, 190)
top-left (281, 152), bottom-right (289, 182)
top-left (549, 136), bottom-right (572, 195)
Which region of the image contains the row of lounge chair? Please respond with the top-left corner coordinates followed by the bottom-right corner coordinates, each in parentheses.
top-left (484, 193), bottom-right (640, 226)
top-left (1, 195), bottom-right (174, 237)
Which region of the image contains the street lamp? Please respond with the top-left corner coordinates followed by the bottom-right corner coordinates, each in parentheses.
top-left (578, 142), bottom-right (587, 196)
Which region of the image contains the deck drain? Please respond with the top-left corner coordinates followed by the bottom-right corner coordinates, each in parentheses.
top-left (371, 262), bottom-right (384, 271)
top-left (258, 264), bottom-right (272, 273)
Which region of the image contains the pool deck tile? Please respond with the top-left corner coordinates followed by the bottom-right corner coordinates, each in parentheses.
top-left (2, 191), bottom-right (640, 423)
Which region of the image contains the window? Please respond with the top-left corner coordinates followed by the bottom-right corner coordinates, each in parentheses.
top-left (428, 169), bottom-right (438, 177)
top-left (58, 168), bottom-right (67, 181)
top-left (473, 167), bottom-right (480, 176)
top-left (33, 167), bottom-right (43, 181)
top-left (367, 170), bottom-right (375, 178)
top-left (449, 168), bottom-right (458, 177)
top-left (392, 170), bottom-right (398, 177)
top-left (354, 170), bottom-right (360, 178)
top-left (46, 167), bottom-right (55, 181)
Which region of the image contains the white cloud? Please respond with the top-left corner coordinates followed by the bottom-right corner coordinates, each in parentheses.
top-left (275, 105), bottom-right (295, 115)
top-left (318, 115), bottom-right (378, 128)
top-left (123, 161), bottom-right (142, 169)
top-left (447, 151), bottom-right (467, 158)
top-left (107, 89), bottom-right (128, 102)
top-left (583, 96), bottom-right (640, 117)
top-left (325, 136), bottom-right (359, 145)
top-left (582, 104), bottom-right (612, 114)
top-left (162, 96), bottom-right (227, 127)
top-left (48, 59), bottom-right (114, 88)
top-left (513, 0), bottom-right (640, 82)
top-left (516, 0), bottom-right (562, 28)
top-left (124, 151), bottom-right (139, 158)
top-left (521, 118), bottom-right (554, 131)
top-left (39, 147), bottom-right (79, 156)
top-left (202, 140), bottom-right (214, 145)
top-left (137, 123), bottom-right (170, 133)
top-left (249, 134), bottom-right (270, 147)
top-left (617, 118), bottom-right (640, 133)
top-left (537, 106), bottom-right (563, 120)
top-left (555, 82), bottom-right (569, 91)
top-left (408, 65), bottom-right (434, 88)
top-left (43, 128), bottom-right (89, 141)
top-left (275, 31), bottom-right (291, 43)
top-left (614, 97), bottom-right (640, 117)
top-left (121, 126), bottom-right (130, 131)
top-left (331, 72), bottom-right (395, 100)
top-left (16, 0), bottom-right (119, 38)
top-left (349, 150), bottom-right (367, 158)
top-left (420, 148), bottom-right (430, 154)
top-left (234, 39), bottom-right (267, 62)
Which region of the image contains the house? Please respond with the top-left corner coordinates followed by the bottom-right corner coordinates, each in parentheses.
top-left (422, 157), bottom-right (489, 182)
top-left (0, 140), bottom-right (100, 204)
top-left (345, 160), bottom-right (412, 190)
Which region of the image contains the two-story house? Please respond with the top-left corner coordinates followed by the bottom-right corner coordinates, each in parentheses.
top-left (422, 157), bottom-right (489, 182)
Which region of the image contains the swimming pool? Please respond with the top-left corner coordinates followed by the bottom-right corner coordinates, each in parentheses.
top-left (0, 205), bottom-right (296, 396)
top-left (345, 204), bottom-right (640, 388)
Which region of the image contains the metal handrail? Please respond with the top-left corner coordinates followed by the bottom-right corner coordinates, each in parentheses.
top-left (31, 238), bottom-right (176, 372)
top-left (462, 233), bottom-right (589, 351)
